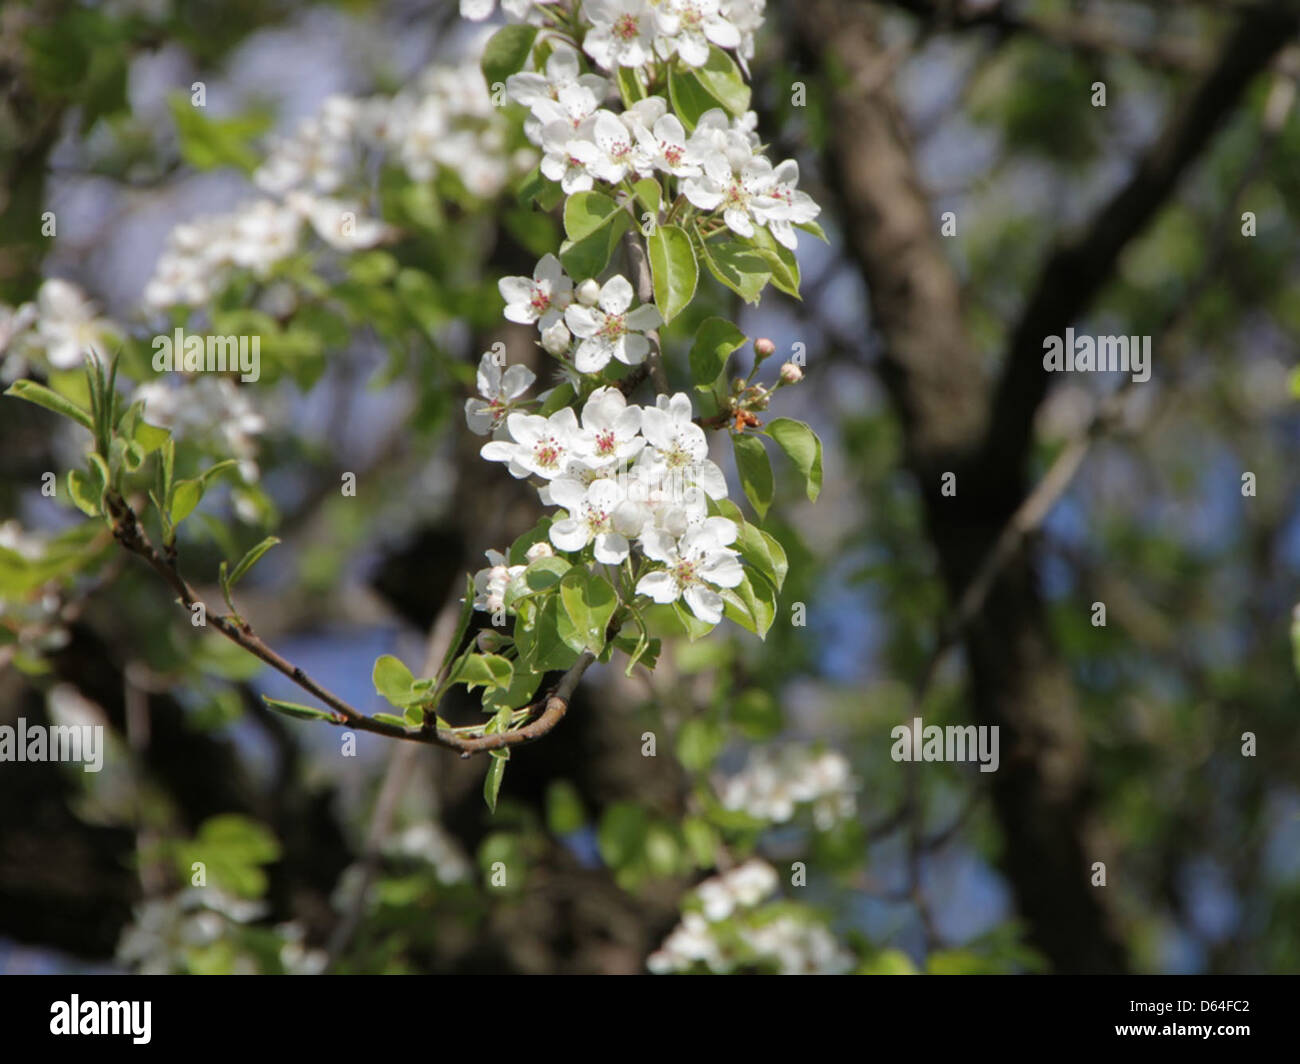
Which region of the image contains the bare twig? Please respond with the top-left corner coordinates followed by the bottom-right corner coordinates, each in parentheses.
top-left (104, 491), bottom-right (595, 757)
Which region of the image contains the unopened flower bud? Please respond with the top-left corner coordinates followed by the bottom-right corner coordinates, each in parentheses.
top-left (576, 279), bottom-right (601, 306)
top-left (477, 629), bottom-right (509, 652)
top-left (754, 337), bottom-right (776, 358)
top-left (541, 321), bottom-right (571, 356)
top-left (780, 361), bottom-right (803, 384)
top-left (525, 541), bottom-right (554, 562)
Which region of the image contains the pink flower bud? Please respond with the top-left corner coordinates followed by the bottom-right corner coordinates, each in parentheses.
top-left (754, 337), bottom-right (776, 358)
top-left (780, 361), bottom-right (803, 384)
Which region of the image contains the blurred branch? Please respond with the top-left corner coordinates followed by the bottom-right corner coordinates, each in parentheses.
top-left (985, 1), bottom-right (1300, 474)
top-left (877, 0), bottom-right (1210, 72)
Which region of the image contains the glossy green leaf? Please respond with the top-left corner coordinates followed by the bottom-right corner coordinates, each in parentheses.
top-left (5, 380), bottom-right (94, 432)
top-left (689, 317), bottom-right (747, 387)
top-left (484, 751), bottom-right (508, 813)
top-left (765, 417), bottom-right (823, 501)
top-left (372, 654), bottom-right (416, 707)
top-left (699, 238), bottom-right (770, 304)
top-left (647, 224), bottom-right (697, 325)
top-left (226, 536), bottom-right (280, 588)
top-left (481, 25), bottom-right (538, 89)
top-left (732, 433), bottom-right (774, 519)
top-left (694, 46), bottom-right (751, 116)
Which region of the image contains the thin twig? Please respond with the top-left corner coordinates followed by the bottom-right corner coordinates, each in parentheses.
top-left (104, 491), bottom-right (595, 758)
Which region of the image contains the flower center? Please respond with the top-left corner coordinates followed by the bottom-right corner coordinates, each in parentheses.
top-left (533, 436), bottom-right (563, 468)
top-left (529, 285), bottom-right (551, 313)
top-left (723, 178), bottom-right (750, 212)
top-left (662, 143), bottom-right (684, 166)
top-left (613, 14), bottom-right (640, 41)
top-left (597, 312), bottom-right (628, 342)
top-left (672, 559), bottom-right (699, 587)
top-left (595, 429), bottom-right (617, 455)
top-left (662, 438), bottom-right (691, 469)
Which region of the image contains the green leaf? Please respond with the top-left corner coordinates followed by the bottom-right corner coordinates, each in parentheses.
top-left (523, 555), bottom-right (571, 592)
top-left (617, 66), bottom-right (647, 108)
top-left (538, 382), bottom-right (575, 417)
top-left (647, 224), bottom-right (697, 325)
top-left (546, 780), bottom-right (586, 835)
top-left (168, 478), bottom-right (203, 525)
top-left (456, 653), bottom-right (514, 693)
top-left (672, 600), bottom-right (716, 641)
top-left (262, 696), bottom-right (337, 722)
top-left (633, 178), bottom-right (661, 216)
top-left (372, 654), bottom-right (416, 707)
top-left (5, 380), bottom-right (94, 432)
top-left (481, 25), bottom-right (538, 89)
top-left (167, 96), bottom-right (270, 173)
top-left (699, 238), bottom-right (770, 304)
top-left (558, 568), bottom-right (619, 654)
top-left (483, 665), bottom-right (543, 710)
top-left (435, 574), bottom-right (478, 687)
top-left (797, 219), bottom-right (829, 242)
top-left (732, 433), bottom-right (774, 519)
top-left (693, 46), bottom-right (751, 116)
top-left (564, 190), bottom-right (620, 242)
top-left (226, 536), bottom-right (280, 588)
top-left (748, 226), bottom-right (801, 298)
top-left (66, 470), bottom-right (102, 517)
top-left (731, 688), bottom-right (782, 739)
top-left (598, 802), bottom-right (648, 870)
top-left (720, 571), bottom-right (776, 639)
top-left (515, 595), bottom-right (583, 673)
top-left (668, 66), bottom-right (721, 130)
top-left (560, 191), bottom-right (629, 279)
top-left (714, 500), bottom-right (788, 591)
top-left (689, 317), bottom-right (747, 387)
top-left (516, 164), bottom-right (564, 211)
top-left (676, 717), bottom-right (725, 772)
top-left (484, 751), bottom-right (508, 814)
top-left (765, 417), bottom-right (823, 501)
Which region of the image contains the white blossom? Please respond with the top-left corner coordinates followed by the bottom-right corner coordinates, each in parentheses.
top-left (635, 518), bottom-right (743, 623)
top-left (563, 275), bottom-right (661, 373)
top-left (499, 253), bottom-right (573, 329)
top-left (480, 407), bottom-right (587, 480)
top-left (653, 0), bottom-right (742, 67)
top-left (548, 477), bottom-right (632, 563)
top-left (465, 351), bottom-right (536, 435)
top-left (583, 0), bottom-right (658, 70)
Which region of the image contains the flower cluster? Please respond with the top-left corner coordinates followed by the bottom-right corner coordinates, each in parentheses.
top-left (467, 352), bottom-right (742, 624)
top-left (145, 46), bottom-right (525, 312)
top-left (465, 0), bottom-right (767, 68)
top-left (0, 522), bottom-right (71, 661)
top-left (716, 745), bottom-right (857, 830)
top-left (134, 376), bottom-right (267, 489)
top-left (505, 42), bottom-right (819, 249)
top-left (646, 858), bottom-right (855, 974)
top-left (118, 887), bottom-right (326, 975)
top-left (0, 279), bottom-right (121, 381)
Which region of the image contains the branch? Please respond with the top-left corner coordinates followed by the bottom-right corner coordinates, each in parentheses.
top-left (880, 0), bottom-right (1210, 73)
top-left (104, 492), bottom-right (593, 758)
top-left (984, 1), bottom-right (1300, 473)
